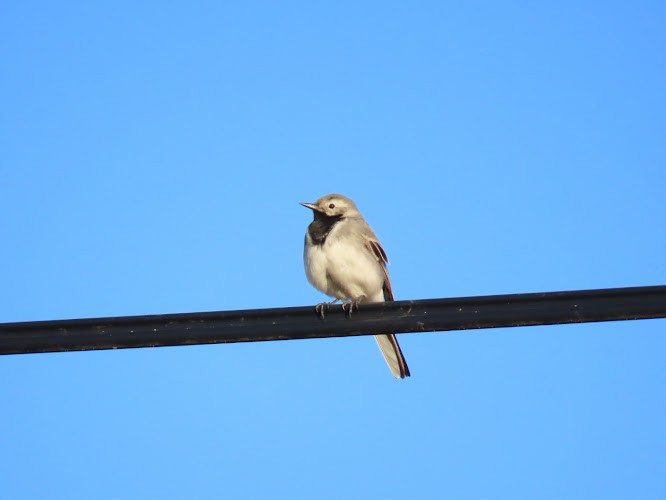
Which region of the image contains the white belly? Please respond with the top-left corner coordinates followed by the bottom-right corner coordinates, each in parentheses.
top-left (304, 233), bottom-right (385, 302)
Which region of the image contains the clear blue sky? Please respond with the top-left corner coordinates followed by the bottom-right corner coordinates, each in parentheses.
top-left (2, 1), bottom-right (665, 499)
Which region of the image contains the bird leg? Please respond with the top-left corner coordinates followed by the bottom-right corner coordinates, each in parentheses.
top-left (342, 295), bottom-right (366, 317)
top-left (315, 298), bottom-right (340, 319)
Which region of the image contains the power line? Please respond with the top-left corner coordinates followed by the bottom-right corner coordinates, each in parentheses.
top-left (1, 285), bottom-right (665, 356)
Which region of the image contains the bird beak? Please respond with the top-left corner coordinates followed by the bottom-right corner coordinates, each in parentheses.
top-left (300, 202), bottom-right (320, 212)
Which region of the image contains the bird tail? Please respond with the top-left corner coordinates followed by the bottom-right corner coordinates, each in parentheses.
top-left (374, 334), bottom-right (410, 379)
top-left (372, 279), bottom-right (409, 378)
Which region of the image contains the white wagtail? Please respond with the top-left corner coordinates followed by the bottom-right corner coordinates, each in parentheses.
top-left (300, 194), bottom-right (410, 378)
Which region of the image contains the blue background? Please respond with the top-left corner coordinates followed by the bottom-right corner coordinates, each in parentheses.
top-left (2, 2), bottom-right (665, 498)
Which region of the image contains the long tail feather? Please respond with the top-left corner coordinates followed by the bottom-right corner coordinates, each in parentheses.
top-left (374, 334), bottom-right (410, 378)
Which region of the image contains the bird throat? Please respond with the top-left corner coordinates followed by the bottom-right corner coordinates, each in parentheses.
top-left (308, 212), bottom-right (343, 245)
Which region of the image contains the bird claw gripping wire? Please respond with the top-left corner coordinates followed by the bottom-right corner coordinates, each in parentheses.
top-left (342, 298), bottom-right (363, 317)
top-left (315, 302), bottom-right (330, 319)
top-left (315, 299), bottom-right (340, 319)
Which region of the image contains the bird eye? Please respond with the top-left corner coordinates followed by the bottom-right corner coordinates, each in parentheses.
top-left (329, 203), bottom-right (335, 209)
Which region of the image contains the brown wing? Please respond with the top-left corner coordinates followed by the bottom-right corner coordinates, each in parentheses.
top-left (364, 238), bottom-right (394, 301)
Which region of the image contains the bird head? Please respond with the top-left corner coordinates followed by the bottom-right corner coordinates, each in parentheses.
top-left (300, 194), bottom-right (360, 218)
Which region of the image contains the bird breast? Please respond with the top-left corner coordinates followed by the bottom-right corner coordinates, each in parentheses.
top-left (304, 224), bottom-right (385, 301)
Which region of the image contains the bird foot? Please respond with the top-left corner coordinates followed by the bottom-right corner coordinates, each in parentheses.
top-left (315, 299), bottom-right (340, 319)
top-left (315, 302), bottom-right (329, 319)
top-left (342, 298), bottom-right (363, 317)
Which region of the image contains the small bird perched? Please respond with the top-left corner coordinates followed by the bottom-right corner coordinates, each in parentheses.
top-left (300, 194), bottom-right (410, 378)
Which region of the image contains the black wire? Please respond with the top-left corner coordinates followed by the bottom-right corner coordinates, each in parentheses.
top-left (1, 285), bottom-right (665, 355)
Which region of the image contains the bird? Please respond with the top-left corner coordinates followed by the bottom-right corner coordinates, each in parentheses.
top-left (300, 193), bottom-right (410, 378)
